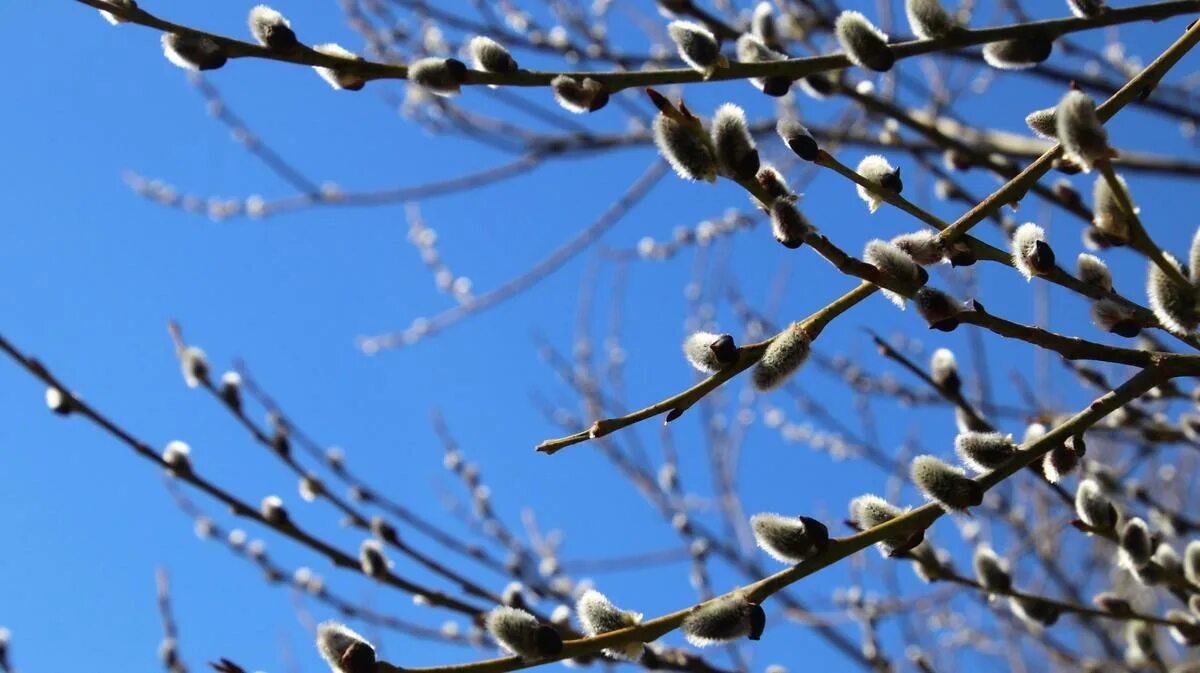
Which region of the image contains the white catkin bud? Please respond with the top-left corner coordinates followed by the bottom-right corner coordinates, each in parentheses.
top-left (711, 104), bottom-right (759, 180)
top-left (916, 287), bottom-right (960, 330)
top-left (683, 332), bottom-right (738, 373)
top-left (654, 114), bottom-right (717, 183)
top-left (752, 323), bottom-right (811, 391)
top-left (576, 590), bottom-right (644, 660)
top-left (855, 155), bottom-right (902, 213)
top-left (409, 57), bottom-right (468, 96)
top-left (891, 230), bottom-right (945, 266)
top-left (756, 164), bottom-right (793, 202)
top-left (161, 34), bottom-right (227, 71)
top-left (835, 11), bottom-right (894, 72)
top-left (982, 35), bottom-right (1053, 70)
top-left (905, 0), bottom-right (957, 40)
top-left (1185, 540), bottom-right (1200, 585)
top-left (261, 495), bottom-right (287, 525)
top-left (162, 440), bottom-right (192, 475)
top-left (468, 36), bottom-right (518, 74)
top-left (930, 348), bottom-right (959, 391)
top-left (1091, 298), bottom-right (1140, 337)
top-left (316, 621), bottom-right (376, 673)
top-left (769, 200), bottom-right (813, 249)
top-left (99, 0), bottom-right (137, 25)
top-left (1119, 517), bottom-right (1154, 569)
top-left (1147, 254), bottom-right (1199, 334)
top-left (1042, 444), bottom-right (1081, 484)
top-left (864, 239), bottom-right (926, 308)
top-left (911, 455), bottom-right (982, 511)
top-left (299, 474), bottom-right (323, 502)
top-left (359, 539), bottom-right (390, 578)
top-left (180, 346), bottom-right (209, 388)
top-left (668, 21), bottom-right (726, 76)
top-left (486, 606), bottom-right (563, 658)
top-left (681, 594), bottom-right (766, 646)
top-left (751, 2), bottom-right (778, 48)
top-left (1077, 253), bottom-right (1113, 292)
top-left (849, 494), bottom-right (912, 556)
top-left (550, 75), bottom-right (608, 113)
top-left (1125, 622), bottom-right (1157, 664)
top-left (1067, 0), bottom-right (1108, 19)
top-left (750, 513), bottom-right (829, 564)
top-left (734, 35), bottom-right (789, 95)
top-left (45, 386), bottom-right (72, 415)
top-left (1092, 174), bottom-right (1134, 243)
top-left (1010, 222), bottom-right (1055, 280)
top-left (954, 432), bottom-right (1016, 474)
top-left (972, 545), bottom-right (1012, 592)
top-left (1025, 107), bottom-right (1057, 140)
top-left (1075, 478), bottom-right (1118, 530)
top-left (219, 371), bottom-right (242, 411)
top-left (248, 5), bottom-right (297, 50)
top-left (1153, 543), bottom-right (1181, 575)
top-left (776, 118), bottom-right (819, 162)
top-left (1056, 90), bottom-right (1110, 172)
top-left (313, 44), bottom-right (367, 91)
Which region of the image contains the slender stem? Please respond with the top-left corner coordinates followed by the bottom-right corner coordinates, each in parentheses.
top-left (1097, 159), bottom-right (1194, 290)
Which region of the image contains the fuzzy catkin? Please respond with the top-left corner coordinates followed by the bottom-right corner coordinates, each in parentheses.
top-left (313, 44), bottom-right (367, 90)
top-left (668, 21), bottom-right (725, 75)
top-left (905, 0), bottom-right (957, 40)
top-left (770, 200), bottom-right (812, 249)
top-left (954, 432), bottom-right (1015, 474)
top-left (750, 513), bottom-right (829, 564)
top-left (1146, 254), bottom-right (1199, 334)
top-left (468, 36), bottom-right (518, 74)
top-left (835, 11), bottom-right (894, 72)
top-left (972, 545), bottom-right (1012, 592)
top-left (855, 155), bottom-right (902, 213)
top-left (1056, 90), bottom-right (1110, 172)
top-left (249, 5), bottom-right (298, 50)
top-left (711, 104), bottom-right (759, 180)
top-left (752, 323), bottom-right (811, 391)
top-left (910, 455), bottom-right (982, 511)
top-left (1010, 223), bottom-right (1055, 280)
top-left (161, 34), bottom-right (227, 71)
top-left (681, 595), bottom-right (765, 646)
top-left (316, 621), bottom-right (376, 673)
top-left (683, 332), bottom-right (738, 373)
top-left (982, 34), bottom-right (1053, 70)
top-left (864, 239), bottom-right (926, 308)
top-left (575, 590), bottom-right (644, 660)
top-left (1092, 173), bottom-right (1134, 243)
top-left (1076, 253), bottom-right (1113, 291)
top-left (654, 114), bottom-right (717, 182)
top-left (486, 606), bottom-right (563, 659)
top-left (409, 57), bottom-right (468, 96)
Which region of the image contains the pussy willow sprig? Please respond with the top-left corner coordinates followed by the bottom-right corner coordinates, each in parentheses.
top-left (537, 17), bottom-right (1200, 455)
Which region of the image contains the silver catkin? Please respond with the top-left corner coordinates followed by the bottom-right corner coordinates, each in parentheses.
top-left (1119, 517), bottom-right (1154, 569)
top-left (972, 545), bottom-right (1012, 592)
top-left (1146, 254), bottom-right (1199, 334)
top-left (468, 36), bottom-right (519, 74)
top-left (654, 114), bottom-right (717, 182)
top-left (864, 239), bottom-right (926, 308)
top-left (313, 43), bottom-right (367, 90)
top-left (1056, 90), bottom-right (1110, 172)
top-left (982, 35), bottom-right (1053, 70)
top-left (955, 431), bottom-right (1016, 474)
top-left (316, 621), bottom-right (376, 673)
top-left (681, 594), bottom-right (765, 646)
top-left (891, 230), bottom-right (945, 266)
top-left (1025, 107), bottom-right (1058, 140)
top-left (849, 494), bottom-right (913, 556)
top-left (550, 75), bottom-right (608, 113)
top-left (711, 103), bottom-right (759, 180)
top-left (1077, 253), bottom-right (1113, 292)
top-left (750, 513), bottom-right (829, 564)
top-left (910, 454), bottom-right (983, 511)
top-left (683, 332), bottom-right (738, 373)
top-left (575, 590), bottom-right (644, 660)
top-left (409, 57), bottom-right (468, 96)
top-left (1075, 478), bottom-right (1117, 530)
top-left (486, 606), bottom-right (563, 658)
top-left (770, 200), bottom-right (813, 249)
top-left (905, 0), bottom-right (958, 40)
top-left (249, 5), bottom-right (298, 50)
top-left (752, 322), bottom-right (811, 391)
top-left (667, 21), bottom-right (725, 75)
top-left (1092, 173), bottom-right (1134, 243)
top-left (855, 155), bottom-right (902, 213)
top-left (835, 11), bottom-right (894, 72)
top-left (161, 33), bottom-right (227, 71)
top-left (734, 35), bottom-right (790, 95)
top-left (1010, 222), bottom-right (1055, 280)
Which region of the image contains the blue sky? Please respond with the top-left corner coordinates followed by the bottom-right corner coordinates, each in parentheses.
top-left (1, 1), bottom-right (1199, 671)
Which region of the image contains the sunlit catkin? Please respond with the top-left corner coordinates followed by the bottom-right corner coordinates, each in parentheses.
top-left (1092, 173), bottom-right (1134, 244)
top-left (930, 348), bottom-right (960, 392)
top-left (249, 5), bottom-right (297, 50)
top-left (711, 104), bottom-right (759, 180)
top-left (668, 21), bottom-right (726, 76)
top-left (1074, 478), bottom-right (1117, 530)
top-left (905, 0), bottom-right (958, 40)
top-left (313, 44), bottom-right (367, 90)
top-left (550, 76), bottom-right (608, 113)
top-left (1067, 0), bottom-right (1108, 19)
top-left (855, 155), bottom-right (903, 213)
top-left (486, 606), bottom-right (563, 658)
top-left (835, 11), bottom-right (894, 72)
top-left (751, 322), bottom-right (811, 391)
top-left (1010, 223), bottom-right (1056, 280)
top-left (654, 114), bottom-right (717, 183)
top-left (864, 239), bottom-right (926, 308)
top-left (316, 621), bottom-right (376, 673)
top-left (1056, 90), bottom-right (1110, 172)
top-left (954, 432), bottom-right (1015, 474)
top-left (848, 494), bottom-right (912, 556)
top-left (982, 35), bottom-right (1053, 70)
top-left (776, 118), bottom-right (819, 162)
top-left (575, 590), bottom-right (644, 660)
top-left (681, 594), bottom-right (766, 646)
top-left (409, 57), bottom-right (468, 96)
top-left (99, 0), bottom-right (137, 25)
top-left (682, 332), bottom-right (738, 373)
top-left (910, 454), bottom-right (983, 511)
top-left (1076, 253), bottom-right (1113, 292)
top-left (1147, 254), bottom-right (1199, 334)
top-left (750, 513), bottom-right (830, 564)
top-left (468, 36), bottom-right (518, 74)
top-left (972, 545), bottom-right (1012, 592)
top-left (1024, 107), bottom-right (1057, 139)
top-left (1119, 517), bottom-right (1153, 569)
top-left (161, 34), bottom-right (227, 71)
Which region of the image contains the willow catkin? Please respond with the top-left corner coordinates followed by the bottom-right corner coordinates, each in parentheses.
top-left (905, 0), bottom-right (958, 40)
top-left (249, 5), bottom-right (298, 50)
top-left (711, 104), bottom-right (759, 180)
top-left (752, 322), bottom-right (811, 391)
top-left (835, 11), bottom-right (895, 72)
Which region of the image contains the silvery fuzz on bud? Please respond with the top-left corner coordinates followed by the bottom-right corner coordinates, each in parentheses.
top-left (757, 165), bottom-right (794, 202)
top-left (1009, 597), bottom-right (1060, 629)
top-left (218, 371), bottom-right (242, 412)
top-left (1076, 254), bottom-right (1113, 292)
top-left (1011, 223), bottom-right (1056, 280)
top-left (911, 455), bottom-right (983, 511)
top-left (1119, 517), bottom-right (1153, 569)
top-left (1093, 592), bottom-right (1132, 615)
top-left (751, 2), bottom-right (779, 49)
top-left (359, 539), bottom-right (390, 578)
top-left (1147, 254), bottom-right (1199, 334)
top-left (316, 621), bottom-right (376, 673)
top-left (734, 35), bottom-right (790, 96)
top-left (1042, 443), bottom-right (1081, 484)
top-left (915, 287), bottom-right (960, 331)
top-left (750, 513), bottom-right (830, 564)
top-left (930, 348), bottom-right (960, 392)
top-left (260, 495), bottom-right (288, 525)
top-left (249, 6), bottom-right (297, 50)
top-left (162, 34), bottom-right (227, 71)
top-left (575, 590), bottom-right (644, 660)
top-left (1056, 90), bottom-right (1111, 172)
top-left (1092, 174), bottom-right (1134, 244)
top-left (1091, 298), bottom-right (1140, 337)
top-left (468, 36), bottom-right (518, 74)
top-left (711, 104), bottom-right (759, 180)
top-left (855, 155), bottom-right (903, 213)
top-left (409, 57), bottom-right (468, 96)
top-left (668, 21), bottom-right (727, 76)
top-left (905, 0), bottom-right (958, 40)
top-left (770, 200), bottom-right (812, 249)
top-left (1184, 540), bottom-right (1200, 585)
top-left (864, 239), bottom-right (927, 308)
top-left (179, 346), bottom-right (209, 389)
top-left (1024, 107), bottom-right (1057, 140)
top-left (752, 322), bottom-right (811, 391)
top-left (954, 432), bottom-right (1016, 474)
top-left (776, 119), bottom-right (819, 162)
top-left (835, 11), bottom-right (894, 72)
top-left (683, 332), bottom-right (738, 373)
top-left (654, 114), bottom-right (717, 183)
top-left (162, 440), bottom-right (192, 476)
top-left (1125, 622), bottom-right (1157, 665)
top-left (486, 606), bottom-right (563, 658)
top-left (46, 386), bottom-right (72, 415)
top-left (1068, 0), bottom-right (1108, 19)
top-left (849, 494), bottom-right (913, 556)
top-left (891, 230), bottom-right (945, 266)
top-left (982, 34), bottom-right (1053, 70)
top-left (313, 44), bottom-right (367, 90)
top-left (1075, 478), bottom-right (1117, 530)
top-left (99, 0), bottom-right (137, 25)
top-left (550, 76), bottom-right (608, 113)
top-left (681, 594), bottom-right (766, 646)
top-left (972, 545), bottom-right (1012, 592)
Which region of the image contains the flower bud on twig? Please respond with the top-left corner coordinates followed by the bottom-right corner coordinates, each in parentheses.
top-left (1147, 254), bottom-right (1199, 334)
top-left (359, 539), bottom-right (390, 578)
top-left (930, 348), bottom-right (960, 392)
top-left (911, 455), bottom-right (983, 511)
top-left (1075, 478), bottom-right (1118, 531)
top-left (576, 590), bottom-right (644, 660)
top-left (1009, 597), bottom-right (1060, 629)
top-left (99, 0), bottom-right (137, 25)
top-left (551, 76), bottom-right (608, 113)
top-left (249, 6), bottom-right (298, 50)
top-left (1011, 223), bottom-right (1056, 280)
top-left (750, 513), bottom-right (830, 564)
top-left (955, 432), bottom-right (1016, 474)
top-left (409, 57), bottom-right (468, 96)
top-left (681, 594), bottom-right (766, 646)
top-left (982, 34), bottom-right (1053, 70)
top-left (1119, 517), bottom-right (1154, 569)
top-left (179, 346), bottom-right (209, 389)
top-left (162, 440), bottom-right (192, 476)
top-left (486, 606), bottom-right (563, 659)
top-left (1024, 107), bottom-right (1057, 139)
top-left (1091, 298), bottom-right (1141, 337)
top-left (752, 322), bottom-right (811, 391)
top-left (769, 200), bottom-right (812, 249)
top-left (711, 104), bottom-right (759, 180)
top-left (864, 239), bottom-right (926, 308)
top-left (849, 494), bottom-right (918, 557)
top-left (891, 230), bottom-right (945, 266)
top-left (316, 621), bottom-right (376, 673)
top-left (1077, 254), bottom-right (1113, 292)
top-left (835, 11), bottom-right (894, 72)
top-left (1056, 90), bottom-right (1111, 172)
top-left (972, 545), bottom-right (1011, 592)
top-left (1184, 540), bottom-right (1200, 586)
top-left (313, 44), bottom-right (367, 90)
top-left (683, 332), bottom-right (738, 373)
top-left (469, 36), bottom-right (518, 74)
top-left (668, 21), bottom-right (727, 76)
top-left (46, 386), bottom-right (73, 415)
top-left (855, 155), bottom-right (903, 213)
top-left (751, 3), bottom-right (779, 49)
top-left (735, 35), bottom-right (790, 96)
top-left (1067, 0), bottom-right (1108, 19)
top-left (905, 0), bottom-right (958, 40)
top-left (1092, 174), bottom-right (1134, 244)
top-left (654, 114), bottom-right (717, 183)
top-left (915, 287), bottom-right (960, 331)
top-left (161, 34), bottom-right (227, 71)
top-left (1092, 592), bottom-right (1132, 615)
top-left (776, 119), bottom-right (818, 162)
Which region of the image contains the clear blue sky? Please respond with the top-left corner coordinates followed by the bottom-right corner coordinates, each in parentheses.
top-left (1, 1), bottom-right (1198, 671)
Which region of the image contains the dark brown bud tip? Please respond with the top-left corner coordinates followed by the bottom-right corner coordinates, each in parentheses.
top-left (445, 58), bottom-right (468, 80)
top-left (787, 136), bottom-right (819, 162)
top-left (761, 76), bottom-right (793, 97)
top-left (969, 299), bottom-right (987, 314)
top-left (341, 642), bottom-right (377, 673)
top-left (1110, 321), bottom-right (1142, 338)
top-left (798, 516), bottom-right (830, 552)
top-left (535, 626), bottom-right (564, 655)
top-left (710, 334), bottom-right (738, 365)
top-left (879, 167), bottom-right (903, 193)
top-left (887, 530), bottom-right (926, 557)
top-left (665, 407), bottom-right (684, 423)
top-left (929, 318), bottom-right (960, 332)
top-left (645, 88), bottom-right (673, 114)
top-left (588, 88), bottom-right (610, 112)
top-left (1031, 239), bottom-right (1056, 274)
top-left (746, 604), bottom-right (766, 640)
